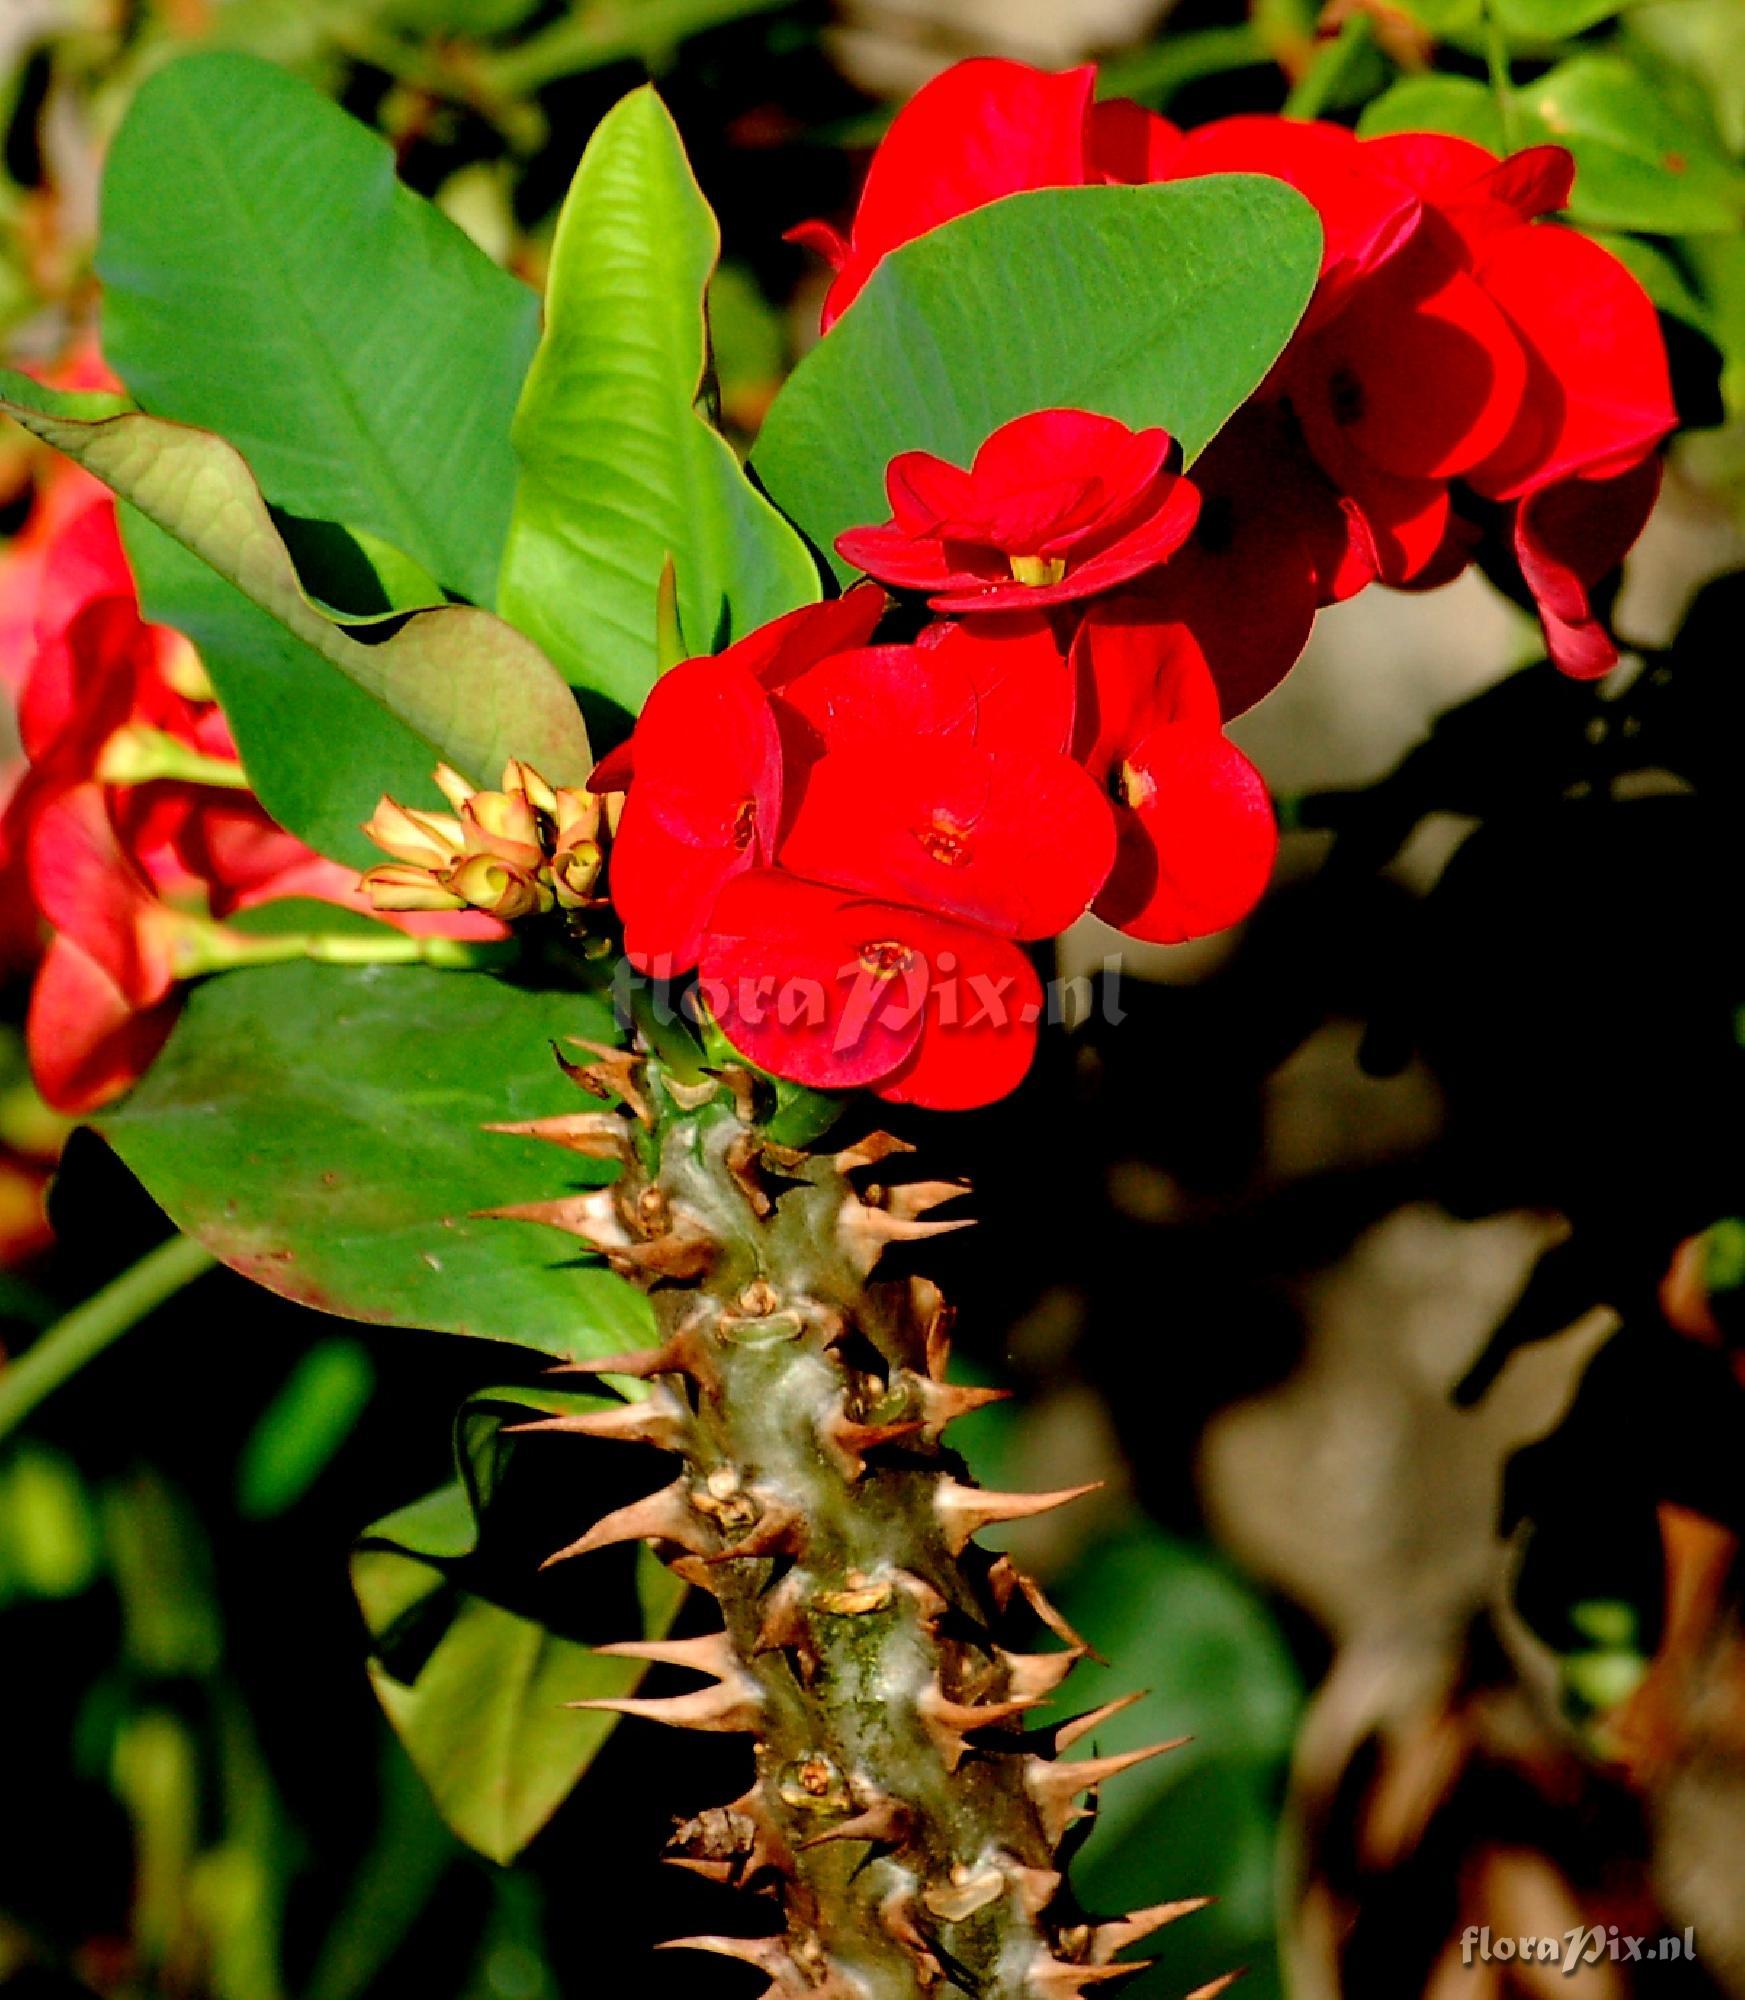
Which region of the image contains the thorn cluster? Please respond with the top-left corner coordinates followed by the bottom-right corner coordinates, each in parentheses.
top-left (490, 1050), bottom-right (1228, 1999)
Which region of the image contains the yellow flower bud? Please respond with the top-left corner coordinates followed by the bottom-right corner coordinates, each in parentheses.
top-left (360, 863), bottom-right (469, 913)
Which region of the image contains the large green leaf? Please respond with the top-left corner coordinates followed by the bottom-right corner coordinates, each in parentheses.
top-left (0, 372), bottom-right (593, 859)
top-left (1046, 1520), bottom-right (1304, 2000)
top-left (97, 959), bottom-right (653, 1360)
top-left (500, 87), bottom-right (819, 721)
top-left (1518, 55), bottom-right (1745, 235)
top-left (751, 177), bottom-right (1323, 589)
top-left (353, 1383), bottom-right (683, 1864)
top-left (98, 50), bottom-right (539, 606)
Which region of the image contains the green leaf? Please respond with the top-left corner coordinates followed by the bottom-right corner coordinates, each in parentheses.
top-left (1492, 0), bottom-right (1628, 35)
top-left (121, 518), bottom-right (451, 870)
top-left (1628, 0), bottom-right (1745, 156)
top-left (1357, 75), bottom-right (1507, 150)
top-left (1046, 1520), bottom-right (1304, 2000)
top-left (1518, 55), bottom-right (1745, 235)
top-left (1387, 0), bottom-right (1483, 31)
top-left (97, 961), bottom-right (653, 1360)
top-left (98, 50), bottom-right (539, 607)
top-left (501, 86), bottom-right (819, 721)
top-left (751, 177), bottom-right (1323, 589)
top-left (235, 1338), bottom-right (377, 1520)
top-left (0, 371), bottom-right (593, 859)
top-left (352, 1384), bottom-right (683, 1863)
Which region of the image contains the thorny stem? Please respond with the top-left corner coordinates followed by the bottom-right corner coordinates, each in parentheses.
top-left (494, 1049), bottom-right (1222, 1999)
top-left (0, 1234), bottom-right (217, 1444)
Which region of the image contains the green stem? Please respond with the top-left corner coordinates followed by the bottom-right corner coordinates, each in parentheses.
top-left (1484, 0), bottom-right (1520, 150)
top-left (1097, 22), bottom-right (1271, 106)
top-left (478, 0), bottom-right (793, 98)
top-left (177, 925), bottom-right (518, 980)
top-left (97, 725), bottom-right (254, 791)
top-left (1283, 12), bottom-right (1373, 120)
top-left (0, 1234), bottom-right (216, 1444)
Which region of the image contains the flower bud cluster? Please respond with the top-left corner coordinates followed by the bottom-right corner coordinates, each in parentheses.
top-left (362, 760), bottom-right (604, 922)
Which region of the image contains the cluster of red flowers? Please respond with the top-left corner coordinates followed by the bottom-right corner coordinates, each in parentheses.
top-left (793, 58), bottom-right (1677, 701)
top-left (598, 417), bottom-right (1276, 1108)
top-left (605, 61), bottom-right (1676, 1111)
top-left (0, 386), bottom-right (482, 1115)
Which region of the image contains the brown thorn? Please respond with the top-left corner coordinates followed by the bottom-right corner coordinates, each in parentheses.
top-left (557, 1038), bottom-right (650, 1124)
top-left (723, 1131), bottom-right (776, 1217)
top-left (880, 1179), bottom-right (971, 1221)
top-left (592, 1630), bottom-right (740, 1678)
top-left (1008, 1864), bottom-right (1063, 1920)
top-left (1024, 1740), bottom-right (1189, 1846)
top-left (474, 1188), bottom-right (629, 1249)
top-left (569, 1677), bottom-right (761, 1734)
top-left (1054, 1694), bottom-right (1147, 1754)
top-left (1000, 1646), bottom-right (1086, 1703)
top-left (543, 1478), bottom-right (712, 1565)
top-left (991, 1556), bottom-right (1104, 1660)
top-left (912, 1376), bottom-right (1011, 1440)
top-left (608, 1230), bottom-right (716, 1281)
top-left (818, 1407), bottom-right (926, 1480)
top-left (916, 1280), bottom-right (954, 1378)
top-left (482, 1112), bottom-right (636, 1162)
top-left (918, 1684), bottom-right (1044, 1772)
top-left (798, 1792), bottom-right (913, 1852)
top-left (706, 1502), bottom-right (806, 1565)
top-left (1088, 1900), bottom-right (1214, 1964)
top-left (1029, 1960), bottom-right (1150, 1996)
top-left (751, 1569), bottom-right (814, 1668)
top-left (839, 1201), bottom-right (975, 1276)
top-left (506, 1386), bottom-right (689, 1451)
top-left (1184, 1974), bottom-right (1245, 2000)
top-left (656, 1937), bottom-right (792, 1976)
top-left (878, 1886), bottom-right (944, 1986)
top-left (834, 1130), bottom-right (915, 1175)
top-left (934, 1478), bottom-right (1101, 1557)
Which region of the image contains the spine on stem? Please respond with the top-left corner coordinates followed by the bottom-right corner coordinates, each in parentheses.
top-left (493, 1045), bottom-right (1226, 2000)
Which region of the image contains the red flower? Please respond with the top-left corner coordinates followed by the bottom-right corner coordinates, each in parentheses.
top-left (777, 732), bottom-right (1113, 941)
top-left (836, 409), bottom-right (1199, 613)
top-left (697, 870), bottom-right (1044, 1110)
top-left (1132, 402), bottom-right (1373, 719)
top-left (790, 60), bottom-right (1101, 332)
top-left (1072, 602), bottom-right (1277, 943)
top-left (601, 596), bottom-right (886, 975)
top-left (0, 471), bottom-right (486, 1113)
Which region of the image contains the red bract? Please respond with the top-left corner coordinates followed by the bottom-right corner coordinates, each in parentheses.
top-left (697, 870), bottom-right (1044, 1110)
top-left (790, 59), bottom-right (1100, 331)
top-left (608, 569), bottom-right (1275, 1105)
top-left (1073, 602), bottom-right (1278, 944)
top-left (836, 410), bottom-right (1198, 612)
top-left (1132, 402), bottom-right (1372, 719)
top-left (602, 596), bottom-right (886, 974)
top-left (0, 470), bottom-right (476, 1113)
top-left (778, 735), bottom-right (1113, 941)
top-left (795, 57), bottom-right (1677, 690)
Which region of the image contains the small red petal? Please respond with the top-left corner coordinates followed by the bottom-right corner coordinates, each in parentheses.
top-left (1515, 458), bottom-right (1662, 680)
top-left (27, 934), bottom-right (179, 1115)
top-left (1095, 727), bottom-right (1278, 945)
